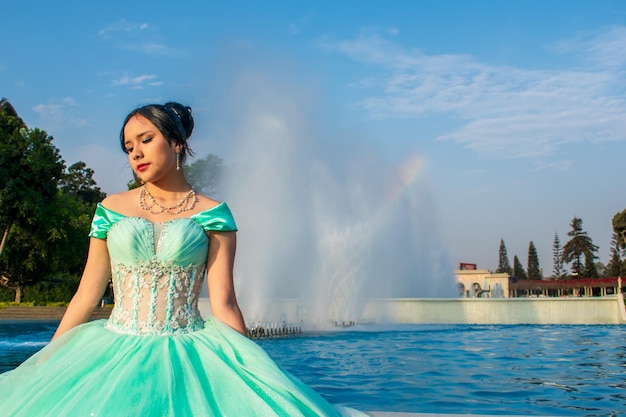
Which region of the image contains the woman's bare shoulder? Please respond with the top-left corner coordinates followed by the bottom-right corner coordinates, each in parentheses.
top-left (101, 189), bottom-right (140, 214)
top-left (195, 193), bottom-right (223, 211)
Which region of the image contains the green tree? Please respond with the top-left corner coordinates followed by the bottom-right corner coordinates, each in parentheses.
top-left (0, 98), bottom-right (27, 255)
top-left (185, 154), bottom-right (224, 197)
top-left (46, 191), bottom-right (97, 274)
top-left (0, 99), bottom-right (65, 301)
top-left (0, 191), bottom-right (92, 303)
top-left (59, 161), bottom-right (106, 204)
top-left (513, 255), bottom-right (527, 279)
top-left (612, 209), bottom-right (626, 249)
top-left (127, 153), bottom-right (224, 195)
top-left (0, 222), bottom-right (50, 302)
top-left (606, 232), bottom-right (623, 277)
top-left (583, 250), bottom-right (599, 278)
top-left (527, 241), bottom-right (541, 280)
top-left (496, 239), bottom-right (512, 275)
top-left (562, 217), bottom-right (598, 278)
top-left (127, 176), bottom-right (142, 190)
top-left (552, 232), bottom-right (566, 279)
top-left (594, 261), bottom-right (607, 278)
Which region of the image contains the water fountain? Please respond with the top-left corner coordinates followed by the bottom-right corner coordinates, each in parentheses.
top-left (208, 74), bottom-right (457, 330)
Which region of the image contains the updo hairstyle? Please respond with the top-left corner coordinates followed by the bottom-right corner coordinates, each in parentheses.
top-left (119, 101), bottom-right (195, 162)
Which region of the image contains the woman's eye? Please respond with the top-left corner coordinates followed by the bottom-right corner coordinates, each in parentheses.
top-left (142, 137), bottom-right (152, 144)
top-left (125, 147), bottom-right (133, 154)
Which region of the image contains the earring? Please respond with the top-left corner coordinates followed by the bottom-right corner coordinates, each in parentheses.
top-left (176, 152), bottom-right (181, 171)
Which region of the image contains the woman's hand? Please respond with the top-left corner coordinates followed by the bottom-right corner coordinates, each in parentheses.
top-left (52, 238), bottom-right (111, 341)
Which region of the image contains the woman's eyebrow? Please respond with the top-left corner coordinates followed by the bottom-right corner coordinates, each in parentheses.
top-left (125, 130), bottom-right (153, 144)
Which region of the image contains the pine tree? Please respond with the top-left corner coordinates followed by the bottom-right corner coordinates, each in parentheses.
top-left (527, 241), bottom-right (542, 280)
top-left (552, 232), bottom-right (566, 279)
top-left (496, 239), bottom-right (512, 275)
top-left (606, 232), bottom-right (623, 277)
top-left (562, 217), bottom-right (598, 278)
top-left (513, 255), bottom-right (527, 279)
top-left (612, 209), bottom-right (626, 249)
top-left (583, 250), bottom-right (599, 278)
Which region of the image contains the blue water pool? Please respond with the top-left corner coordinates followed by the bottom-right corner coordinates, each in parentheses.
top-left (1, 321), bottom-right (625, 416)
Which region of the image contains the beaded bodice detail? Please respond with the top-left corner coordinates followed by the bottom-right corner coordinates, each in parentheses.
top-left (89, 202), bottom-right (237, 336)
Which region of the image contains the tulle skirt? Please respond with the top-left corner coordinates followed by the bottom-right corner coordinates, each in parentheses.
top-left (0, 317), bottom-right (367, 417)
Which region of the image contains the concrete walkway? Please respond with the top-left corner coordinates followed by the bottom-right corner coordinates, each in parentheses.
top-left (0, 305), bottom-right (111, 320)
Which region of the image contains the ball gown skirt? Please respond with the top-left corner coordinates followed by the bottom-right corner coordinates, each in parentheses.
top-left (0, 203), bottom-right (368, 416)
top-left (0, 317), bottom-right (365, 417)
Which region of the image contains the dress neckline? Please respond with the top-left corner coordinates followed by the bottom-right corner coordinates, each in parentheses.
top-left (97, 201), bottom-right (226, 225)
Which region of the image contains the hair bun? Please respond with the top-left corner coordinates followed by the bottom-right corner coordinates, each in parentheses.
top-left (164, 102), bottom-right (194, 140)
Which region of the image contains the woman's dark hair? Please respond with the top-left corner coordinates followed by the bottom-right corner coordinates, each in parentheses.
top-left (119, 101), bottom-right (195, 162)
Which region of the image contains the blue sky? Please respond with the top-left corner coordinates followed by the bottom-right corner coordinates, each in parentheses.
top-left (2, 0), bottom-right (626, 275)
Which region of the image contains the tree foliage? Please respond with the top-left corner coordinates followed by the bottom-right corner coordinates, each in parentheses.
top-left (496, 239), bottom-right (512, 275)
top-left (527, 241), bottom-right (541, 280)
top-left (513, 255), bottom-right (527, 280)
top-left (612, 209), bottom-right (626, 249)
top-left (606, 232), bottom-right (623, 277)
top-left (185, 154), bottom-right (224, 197)
top-left (0, 99), bottom-right (104, 302)
top-left (562, 217), bottom-right (598, 278)
top-left (127, 153), bottom-right (224, 196)
top-left (0, 127), bottom-right (64, 229)
top-left (552, 232), bottom-right (566, 279)
top-left (59, 161), bottom-right (106, 204)
top-left (583, 250), bottom-right (599, 278)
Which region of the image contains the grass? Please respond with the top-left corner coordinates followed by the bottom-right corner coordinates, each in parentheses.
top-left (0, 301), bottom-right (69, 311)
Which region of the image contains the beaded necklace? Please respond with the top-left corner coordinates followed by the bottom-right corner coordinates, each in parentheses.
top-left (138, 185), bottom-right (197, 215)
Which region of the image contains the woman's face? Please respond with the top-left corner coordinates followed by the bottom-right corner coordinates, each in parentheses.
top-left (123, 114), bottom-right (179, 183)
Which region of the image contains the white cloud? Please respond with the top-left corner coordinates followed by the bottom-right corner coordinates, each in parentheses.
top-left (99, 19), bottom-right (148, 37)
top-left (62, 97), bottom-right (79, 106)
top-left (99, 20), bottom-right (131, 37)
top-left (322, 28), bottom-right (626, 159)
top-left (111, 74), bottom-right (158, 87)
top-left (551, 25), bottom-right (626, 70)
top-left (531, 160), bottom-right (575, 172)
top-left (32, 101), bottom-right (88, 128)
top-left (99, 20), bottom-right (181, 56)
top-left (33, 104), bottom-right (64, 123)
top-left (121, 42), bottom-right (185, 57)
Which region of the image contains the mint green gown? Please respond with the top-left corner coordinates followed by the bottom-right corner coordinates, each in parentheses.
top-left (0, 203), bottom-right (367, 417)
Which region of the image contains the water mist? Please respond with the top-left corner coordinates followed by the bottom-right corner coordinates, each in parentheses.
top-left (213, 73), bottom-right (456, 329)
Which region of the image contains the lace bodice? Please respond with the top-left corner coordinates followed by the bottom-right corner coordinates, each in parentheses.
top-left (89, 203), bottom-right (237, 336)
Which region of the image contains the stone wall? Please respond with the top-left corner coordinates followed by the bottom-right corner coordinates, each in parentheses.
top-left (361, 295), bottom-right (626, 325)
top-left (201, 295), bottom-right (626, 325)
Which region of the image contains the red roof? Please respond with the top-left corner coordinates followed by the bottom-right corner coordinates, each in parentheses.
top-left (510, 277), bottom-right (621, 290)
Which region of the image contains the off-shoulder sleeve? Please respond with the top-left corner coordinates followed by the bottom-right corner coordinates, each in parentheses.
top-left (192, 202), bottom-right (238, 232)
top-left (88, 203), bottom-right (126, 239)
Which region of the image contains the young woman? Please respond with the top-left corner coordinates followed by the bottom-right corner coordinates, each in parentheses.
top-left (0, 102), bottom-right (366, 416)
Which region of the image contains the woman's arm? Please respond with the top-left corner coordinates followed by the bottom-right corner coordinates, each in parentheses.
top-left (52, 238), bottom-right (111, 341)
top-left (206, 231), bottom-right (246, 336)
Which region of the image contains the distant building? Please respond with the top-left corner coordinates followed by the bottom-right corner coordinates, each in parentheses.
top-left (455, 268), bottom-right (510, 298)
top-left (455, 264), bottom-right (624, 298)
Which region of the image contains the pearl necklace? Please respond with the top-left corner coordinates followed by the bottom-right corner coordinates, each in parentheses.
top-left (138, 185), bottom-right (197, 215)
